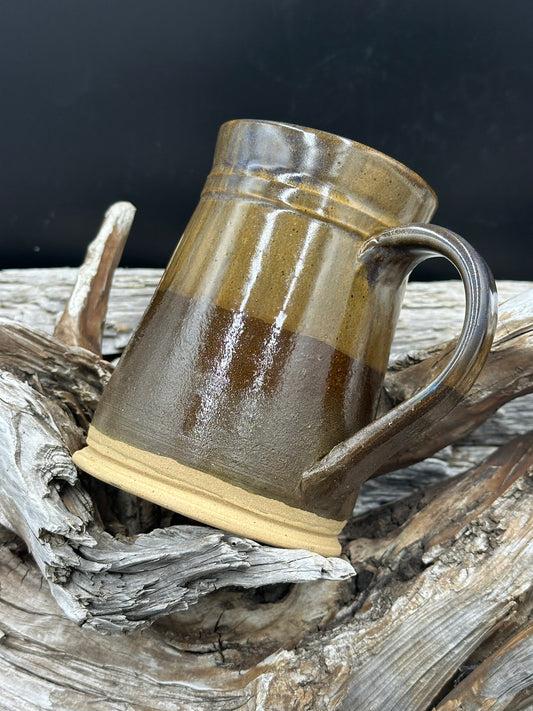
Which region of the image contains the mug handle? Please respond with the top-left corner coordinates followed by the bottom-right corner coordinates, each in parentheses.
top-left (300, 223), bottom-right (498, 502)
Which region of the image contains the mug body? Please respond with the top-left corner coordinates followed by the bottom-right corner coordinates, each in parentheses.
top-left (74, 120), bottom-right (437, 554)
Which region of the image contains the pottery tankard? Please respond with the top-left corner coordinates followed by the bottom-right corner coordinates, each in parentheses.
top-left (73, 120), bottom-right (497, 555)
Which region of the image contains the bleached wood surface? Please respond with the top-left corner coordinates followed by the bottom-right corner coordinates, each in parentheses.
top-left (0, 267), bottom-right (529, 356)
top-left (53, 202), bottom-right (135, 354)
top-left (0, 267), bottom-right (532, 710)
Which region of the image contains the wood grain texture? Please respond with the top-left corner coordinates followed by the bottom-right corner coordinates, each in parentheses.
top-left (0, 269), bottom-right (532, 710)
top-left (54, 202), bottom-right (136, 355)
top-left (0, 433), bottom-right (531, 710)
top-left (435, 622), bottom-right (533, 710)
top-left (0, 267), bottom-right (529, 356)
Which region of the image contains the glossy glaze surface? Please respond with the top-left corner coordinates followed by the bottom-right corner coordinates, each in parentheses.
top-left (95, 290), bottom-right (383, 506)
top-left (77, 120), bottom-right (496, 534)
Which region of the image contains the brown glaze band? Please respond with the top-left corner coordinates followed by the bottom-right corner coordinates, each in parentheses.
top-left (89, 289), bottom-right (385, 516)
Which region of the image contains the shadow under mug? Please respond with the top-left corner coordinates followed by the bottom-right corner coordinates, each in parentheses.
top-left (73, 120), bottom-right (497, 556)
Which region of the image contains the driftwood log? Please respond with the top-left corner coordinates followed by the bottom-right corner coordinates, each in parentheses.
top-left (0, 204), bottom-right (532, 709)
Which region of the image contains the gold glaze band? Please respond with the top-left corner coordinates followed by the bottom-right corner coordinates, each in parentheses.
top-left (202, 171), bottom-right (397, 237)
top-left (73, 427), bottom-right (345, 557)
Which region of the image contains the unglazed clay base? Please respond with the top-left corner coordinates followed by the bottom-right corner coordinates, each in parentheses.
top-left (73, 427), bottom-right (344, 557)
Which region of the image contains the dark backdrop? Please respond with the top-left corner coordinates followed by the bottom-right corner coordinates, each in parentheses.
top-left (1, 0), bottom-right (531, 279)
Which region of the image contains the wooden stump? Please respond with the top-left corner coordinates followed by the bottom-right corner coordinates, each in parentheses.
top-left (0, 205), bottom-right (531, 710)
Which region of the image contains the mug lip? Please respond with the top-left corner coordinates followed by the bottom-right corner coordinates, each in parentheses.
top-left (220, 118), bottom-right (438, 207)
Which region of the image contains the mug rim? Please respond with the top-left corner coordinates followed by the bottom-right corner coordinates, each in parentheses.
top-left (220, 118), bottom-right (438, 207)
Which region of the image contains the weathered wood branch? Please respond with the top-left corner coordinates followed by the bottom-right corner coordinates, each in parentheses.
top-left (0, 231), bottom-right (531, 709)
top-left (435, 621), bottom-right (533, 710)
top-left (0, 266), bottom-right (530, 357)
top-left (0, 431), bottom-right (531, 709)
top-left (54, 201), bottom-right (136, 355)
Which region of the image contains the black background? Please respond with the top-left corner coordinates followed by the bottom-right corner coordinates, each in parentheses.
top-left (1, 0), bottom-right (531, 279)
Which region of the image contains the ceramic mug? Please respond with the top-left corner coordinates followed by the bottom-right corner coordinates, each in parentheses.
top-left (74, 120), bottom-right (497, 556)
